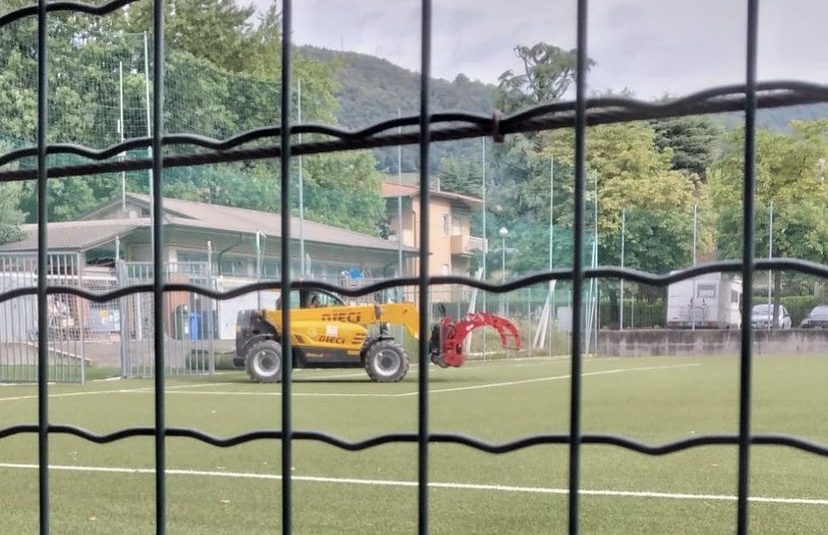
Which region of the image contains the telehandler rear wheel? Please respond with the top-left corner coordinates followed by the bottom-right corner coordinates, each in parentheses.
top-left (246, 340), bottom-right (283, 383)
top-left (363, 339), bottom-right (409, 382)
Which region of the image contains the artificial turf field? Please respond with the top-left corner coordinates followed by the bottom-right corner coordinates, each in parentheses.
top-left (1, 354), bottom-right (827, 534)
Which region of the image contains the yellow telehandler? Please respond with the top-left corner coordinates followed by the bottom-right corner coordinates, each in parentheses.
top-left (234, 288), bottom-right (520, 383)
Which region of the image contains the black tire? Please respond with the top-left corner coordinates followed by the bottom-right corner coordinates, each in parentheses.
top-left (363, 339), bottom-right (409, 382)
top-left (246, 340), bottom-right (283, 383)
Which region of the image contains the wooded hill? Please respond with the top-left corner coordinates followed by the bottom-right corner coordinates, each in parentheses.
top-left (301, 44), bottom-right (826, 151)
top-left (721, 103), bottom-right (828, 131)
top-left (298, 45), bottom-right (497, 174)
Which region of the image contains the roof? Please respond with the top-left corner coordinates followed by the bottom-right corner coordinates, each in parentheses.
top-left (0, 219), bottom-right (144, 252)
top-left (381, 182), bottom-right (483, 208)
top-left (0, 194), bottom-right (414, 254)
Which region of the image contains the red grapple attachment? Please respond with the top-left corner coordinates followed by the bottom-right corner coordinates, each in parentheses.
top-left (429, 312), bottom-right (521, 368)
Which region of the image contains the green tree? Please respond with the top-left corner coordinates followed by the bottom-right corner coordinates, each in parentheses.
top-left (708, 119), bottom-right (828, 324)
top-left (0, 50), bottom-right (36, 144)
top-left (708, 121), bottom-right (828, 262)
top-left (298, 151), bottom-right (385, 235)
top-left (545, 122), bottom-right (701, 274)
top-left (114, 0), bottom-right (257, 74)
top-left (437, 155), bottom-right (481, 197)
top-left (0, 1), bottom-right (386, 233)
top-left (0, 182), bottom-right (25, 244)
top-left (496, 42), bottom-right (595, 114)
top-left (707, 121), bottom-right (828, 317)
top-left (486, 41), bottom-right (596, 277)
top-left (651, 114), bottom-right (723, 181)
top-left (544, 123), bottom-right (702, 327)
top-left (0, 141), bottom-right (26, 244)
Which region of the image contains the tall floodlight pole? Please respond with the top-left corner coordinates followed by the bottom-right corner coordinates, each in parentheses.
top-left (397, 109), bottom-right (403, 280)
top-left (463, 139), bottom-right (488, 355)
top-left (118, 61), bottom-right (126, 213)
top-left (767, 200), bottom-right (773, 327)
top-left (477, 138), bottom-right (488, 356)
top-left (143, 33), bottom-right (153, 240)
top-left (584, 173), bottom-right (599, 356)
top-left (549, 156), bottom-right (554, 278)
top-left (691, 204), bottom-right (698, 331)
top-left (620, 209), bottom-right (625, 330)
top-left (256, 230), bottom-right (262, 309)
top-left (548, 155), bottom-right (555, 343)
top-left (500, 229), bottom-right (507, 282)
top-left (499, 227), bottom-right (508, 315)
top-left (590, 175), bottom-right (599, 354)
top-left (298, 79), bottom-right (306, 276)
top-left (481, 139), bottom-right (487, 312)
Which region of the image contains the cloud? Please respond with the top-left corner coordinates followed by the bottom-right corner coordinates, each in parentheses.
top-left (255, 0), bottom-right (828, 99)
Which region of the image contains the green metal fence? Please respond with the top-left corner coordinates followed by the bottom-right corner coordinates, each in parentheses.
top-left (3, 1), bottom-right (828, 534)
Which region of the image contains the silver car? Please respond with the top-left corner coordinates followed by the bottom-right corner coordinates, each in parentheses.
top-left (800, 305), bottom-right (828, 329)
top-left (750, 304), bottom-right (792, 329)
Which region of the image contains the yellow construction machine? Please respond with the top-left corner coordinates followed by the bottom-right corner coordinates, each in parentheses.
top-left (234, 288), bottom-right (520, 383)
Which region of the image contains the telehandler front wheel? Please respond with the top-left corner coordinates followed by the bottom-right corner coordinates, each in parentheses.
top-left (363, 339), bottom-right (409, 382)
top-left (246, 340), bottom-right (283, 383)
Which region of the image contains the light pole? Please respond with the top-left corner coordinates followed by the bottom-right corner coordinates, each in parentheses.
top-left (499, 227), bottom-right (508, 315)
top-left (499, 227), bottom-right (508, 282)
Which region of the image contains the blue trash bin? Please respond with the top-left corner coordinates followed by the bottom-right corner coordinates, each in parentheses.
top-left (189, 312), bottom-right (201, 340)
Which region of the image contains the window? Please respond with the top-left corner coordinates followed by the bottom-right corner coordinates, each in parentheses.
top-left (308, 290), bottom-right (344, 308)
top-left (697, 284), bottom-right (716, 298)
top-left (260, 259), bottom-right (279, 278)
top-left (452, 216), bottom-right (461, 235)
top-left (219, 257), bottom-right (248, 276)
top-left (442, 214), bottom-right (449, 236)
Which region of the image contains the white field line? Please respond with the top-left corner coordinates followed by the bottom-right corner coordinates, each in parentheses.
top-left (0, 462), bottom-right (824, 506)
top-left (399, 363), bottom-right (702, 396)
top-left (161, 391), bottom-right (395, 398)
top-left (102, 364), bottom-right (700, 399)
top-left (0, 364), bottom-right (700, 402)
top-left (292, 371), bottom-right (374, 380)
top-left (0, 382), bottom-right (236, 403)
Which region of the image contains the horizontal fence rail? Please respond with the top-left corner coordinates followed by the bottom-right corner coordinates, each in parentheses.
top-left (1, 82), bottom-right (827, 182)
top-left (1, 0), bottom-right (827, 534)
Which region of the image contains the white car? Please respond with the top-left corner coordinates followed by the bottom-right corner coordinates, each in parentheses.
top-left (750, 304), bottom-right (792, 329)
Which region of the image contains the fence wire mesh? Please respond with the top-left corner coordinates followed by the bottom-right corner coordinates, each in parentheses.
top-left (2, 0), bottom-right (828, 534)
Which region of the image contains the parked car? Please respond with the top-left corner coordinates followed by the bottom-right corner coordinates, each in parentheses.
top-left (750, 303), bottom-right (791, 329)
top-left (800, 305), bottom-right (828, 329)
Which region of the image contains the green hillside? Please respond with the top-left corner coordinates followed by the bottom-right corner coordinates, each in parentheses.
top-left (720, 103), bottom-right (828, 131)
top-left (298, 45), bottom-right (497, 174)
top-left (299, 45), bottom-right (828, 175)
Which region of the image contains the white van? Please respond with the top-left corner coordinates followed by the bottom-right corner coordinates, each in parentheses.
top-left (666, 272), bottom-right (743, 329)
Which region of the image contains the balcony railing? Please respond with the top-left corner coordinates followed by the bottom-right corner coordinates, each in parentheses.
top-left (451, 235), bottom-right (485, 256)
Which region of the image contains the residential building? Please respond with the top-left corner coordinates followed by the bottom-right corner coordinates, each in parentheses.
top-left (382, 180), bottom-right (485, 302)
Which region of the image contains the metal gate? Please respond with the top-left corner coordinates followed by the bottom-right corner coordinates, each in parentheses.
top-left (0, 255), bottom-right (217, 382)
top-left (0, 254), bottom-right (86, 383)
top-left (117, 260), bottom-right (217, 378)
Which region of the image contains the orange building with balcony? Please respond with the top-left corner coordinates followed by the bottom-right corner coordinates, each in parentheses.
top-left (382, 180), bottom-right (485, 303)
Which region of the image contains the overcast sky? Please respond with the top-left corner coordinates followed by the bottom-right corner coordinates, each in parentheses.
top-left (250, 0), bottom-right (828, 99)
